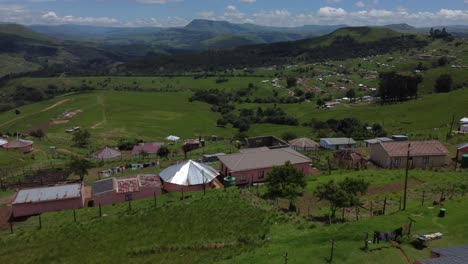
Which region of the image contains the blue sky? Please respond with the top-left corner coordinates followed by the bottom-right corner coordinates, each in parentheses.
top-left (1, 0), bottom-right (468, 27)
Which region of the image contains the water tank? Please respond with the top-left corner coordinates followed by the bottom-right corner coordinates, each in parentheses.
top-left (461, 154), bottom-right (468, 168)
top-left (223, 176), bottom-right (236, 188)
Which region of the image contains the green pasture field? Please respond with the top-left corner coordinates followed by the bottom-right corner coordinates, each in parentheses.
top-left (1, 169), bottom-right (467, 264)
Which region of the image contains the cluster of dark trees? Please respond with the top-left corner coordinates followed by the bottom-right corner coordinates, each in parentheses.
top-left (306, 117), bottom-right (387, 139)
top-left (378, 72), bottom-right (421, 103)
top-left (429, 28), bottom-right (454, 41)
top-left (190, 88), bottom-right (299, 132)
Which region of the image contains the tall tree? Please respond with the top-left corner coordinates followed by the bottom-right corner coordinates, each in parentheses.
top-left (434, 74), bottom-right (453, 93)
top-left (157, 145), bottom-right (170, 160)
top-left (72, 129), bottom-right (91, 148)
top-left (266, 161), bottom-right (307, 211)
top-left (314, 177), bottom-right (369, 219)
top-left (68, 157), bottom-right (92, 182)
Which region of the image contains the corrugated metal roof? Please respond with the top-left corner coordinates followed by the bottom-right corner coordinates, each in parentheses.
top-left (160, 160), bottom-right (218, 186)
top-left (3, 139), bottom-right (33, 149)
top-left (131, 142), bottom-right (163, 155)
top-left (13, 184), bottom-right (82, 204)
top-left (456, 143), bottom-right (468, 150)
top-left (364, 137), bottom-right (394, 144)
top-left (289, 138), bottom-right (320, 148)
top-left (219, 147), bottom-right (311, 172)
top-left (92, 178), bottom-right (115, 196)
top-left (0, 139), bottom-right (7, 146)
top-left (139, 174), bottom-right (162, 188)
top-left (91, 147), bottom-right (121, 159)
top-left (420, 245), bottom-right (468, 264)
top-left (380, 141), bottom-right (449, 157)
top-left (321, 138), bottom-right (357, 145)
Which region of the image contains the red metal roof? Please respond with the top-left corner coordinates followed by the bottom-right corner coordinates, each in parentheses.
top-left (3, 139), bottom-right (33, 149)
top-left (131, 142), bottom-right (163, 155)
top-left (380, 141), bottom-right (449, 157)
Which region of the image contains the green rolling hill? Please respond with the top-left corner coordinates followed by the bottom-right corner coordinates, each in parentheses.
top-left (123, 27), bottom-right (429, 73)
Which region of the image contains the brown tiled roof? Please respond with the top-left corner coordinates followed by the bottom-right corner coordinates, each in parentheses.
top-left (380, 141), bottom-right (449, 157)
top-left (218, 147), bottom-right (311, 172)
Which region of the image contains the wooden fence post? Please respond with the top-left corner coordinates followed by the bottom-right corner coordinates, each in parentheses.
top-left (153, 192), bottom-right (157, 207)
top-left (38, 215), bottom-right (42, 229)
top-left (421, 191), bottom-right (425, 207)
top-left (73, 210), bottom-right (76, 223)
top-left (370, 201), bottom-right (373, 217)
top-left (383, 197), bottom-right (387, 215)
top-left (99, 204), bottom-right (102, 217)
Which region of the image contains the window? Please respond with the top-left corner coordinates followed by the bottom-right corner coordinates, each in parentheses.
top-left (240, 175), bottom-right (247, 182)
top-left (422, 156), bottom-right (429, 164)
top-left (258, 170), bottom-right (265, 179)
top-left (394, 158), bottom-right (401, 167)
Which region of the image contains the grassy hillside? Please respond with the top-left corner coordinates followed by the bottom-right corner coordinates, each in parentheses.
top-left (1, 169), bottom-right (467, 263)
top-left (123, 27), bottom-right (428, 73)
top-left (0, 24), bottom-right (130, 78)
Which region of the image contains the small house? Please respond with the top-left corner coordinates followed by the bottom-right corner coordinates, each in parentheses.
top-left (320, 138), bottom-right (357, 150)
top-left (2, 139), bottom-right (34, 153)
top-left (90, 147), bottom-right (121, 160)
top-left (131, 142), bottom-right (163, 157)
top-left (460, 124), bottom-right (468, 134)
top-left (364, 137), bottom-right (393, 147)
top-left (92, 174), bottom-right (162, 206)
top-left (12, 183), bottom-right (85, 217)
top-left (218, 147), bottom-right (311, 186)
top-left (370, 141), bottom-right (449, 169)
top-left (391, 135), bottom-right (408, 141)
top-left (333, 150), bottom-right (366, 169)
top-left (456, 143), bottom-right (468, 162)
top-left (288, 138), bottom-right (320, 151)
top-left (415, 244), bottom-right (468, 264)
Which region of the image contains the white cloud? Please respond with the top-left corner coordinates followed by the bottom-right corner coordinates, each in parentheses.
top-left (355, 1), bottom-right (365, 8)
top-left (318, 6), bottom-right (347, 17)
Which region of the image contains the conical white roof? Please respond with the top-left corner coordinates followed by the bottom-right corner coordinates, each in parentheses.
top-left (159, 160), bottom-right (218, 186)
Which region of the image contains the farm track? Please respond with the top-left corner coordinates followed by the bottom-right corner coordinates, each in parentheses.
top-left (91, 95), bottom-right (106, 129)
top-left (0, 99), bottom-right (69, 128)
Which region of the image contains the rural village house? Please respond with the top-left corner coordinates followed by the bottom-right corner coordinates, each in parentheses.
top-left (320, 138), bottom-right (357, 150)
top-left (218, 147), bottom-right (312, 185)
top-left (370, 141), bottom-right (449, 169)
top-left (456, 143), bottom-right (468, 162)
top-left (131, 142), bottom-right (163, 157)
top-left (363, 137), bottom-right (393, 147)
top-left (90, 147), bottom-right (122, 159)
top-left (2, 139), bottom-right (34, 153)
top-left (415, 244), bottom-right (468, 264)
top-left (288, 137), bottom-right (320, 151)
top-left (12, 183), bottom-right (85, 217)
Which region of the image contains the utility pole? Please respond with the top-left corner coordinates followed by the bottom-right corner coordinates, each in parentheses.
top-left (329, 239), bottom-right (336, 263)
top-left (403, 143), bottom-right (411, 211)
top-left (447, 114), bottom-right (455, 140)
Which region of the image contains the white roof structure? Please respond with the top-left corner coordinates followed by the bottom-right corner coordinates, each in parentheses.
top-left (0, 139), bottom-right (7, 147)
top-left (460, 118), bottom-right (468, 124)
top-left (159, 160), bottom-right (218, 186)
top-left (165, 135), bottom-right (180, 141)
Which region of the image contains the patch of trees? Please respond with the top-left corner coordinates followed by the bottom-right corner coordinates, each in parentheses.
top-left (117, 137), bottom-right (143, 150)
top-left (314, 177), bottom-right (369, 220)
top-left (429, 28), bottom-right (454, 41)
top-left (265, 162), bottom-right (306, 212)
top-left (72, 130), bottom-right (91, 148)
top-left (190, 88), bottom-right (299, 132)
top-left (434, 74), bottom-right (453, 93)
top-left (378, 72), bottom-right (421, 103)
top-left (12, 86), bottom-right (45, 104)
top-left (29, 129), bottom-right (45, 139)
top-left (306, 117), bottom-right (387, 139)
